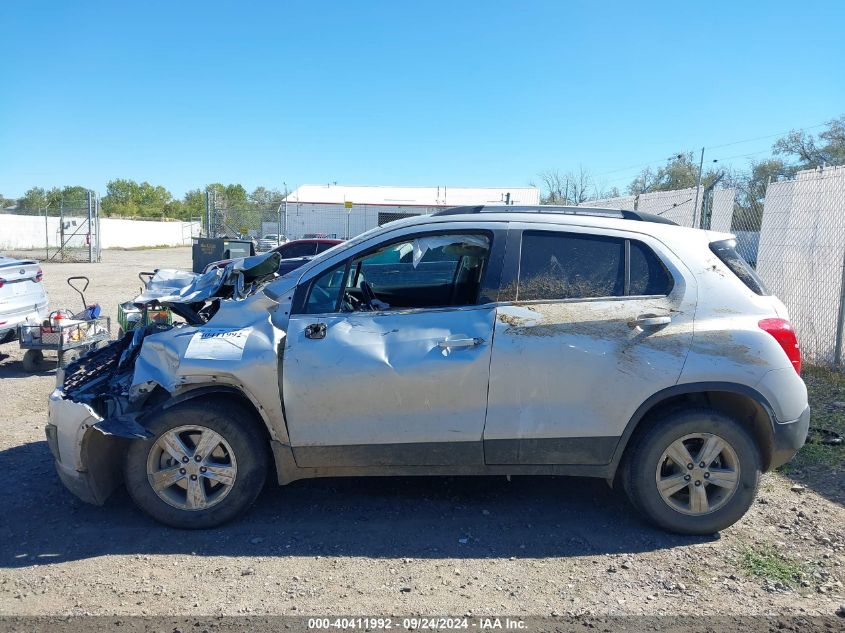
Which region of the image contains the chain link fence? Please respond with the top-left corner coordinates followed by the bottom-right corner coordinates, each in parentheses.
top-left (749, 166), bottom-right (845, 366)
top-left (205, 194), bottom-right (440, 245)
top-left (3, 191), bottom-right (101, 262)
top-left (202, 190), bottom-right (284, 251)
top-left (579, 168), bottom-right (845, 367)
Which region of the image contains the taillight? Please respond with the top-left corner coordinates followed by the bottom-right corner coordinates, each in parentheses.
top-left (0, 278), bottom-right (5, 289)
top-left (758, 318), bottom-right (801, 375)
top-left (35, 268), bottom-right (43, 282)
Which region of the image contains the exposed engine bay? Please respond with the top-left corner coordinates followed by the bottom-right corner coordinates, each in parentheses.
top-left (59, 251), bottom-right (283, 425)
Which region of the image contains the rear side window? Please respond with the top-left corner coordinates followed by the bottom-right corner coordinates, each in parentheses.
top-left (710, 239), bottom-right (769, 296)
top-left (517, 231), bottom-right (673, 301)
top-left (519, 232), bottom-right (624, 300)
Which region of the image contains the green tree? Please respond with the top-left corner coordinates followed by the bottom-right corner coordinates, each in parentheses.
top-left (249, 186), bottom-right (284, 209)
top-left (102, 179), bottom-right (176, 218)
top-left (17, 186), bottom-right (89, 213)
top-left (182, 189), bottom-right (207, 219)
top-left (627, 152), bottom-right (721, 195)
top-left (725, 159), bottom-right (795, 232)
top-left (773, 115), bottom-right (845, 168)
top-left (207, 183), bottom-right (249, 209)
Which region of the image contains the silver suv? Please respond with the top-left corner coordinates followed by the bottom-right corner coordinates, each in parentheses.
top-left (47, 206), bottom-right (809, 533)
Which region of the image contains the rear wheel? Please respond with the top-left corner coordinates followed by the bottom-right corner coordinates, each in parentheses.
top-left (59, 349), bottom-right (81, 368)
top-left (622, 408), bottom-right (761, 534)
top-left (124, 398), bottom-right (268, 528)
top-left (22, 349), bottom-right (46, 372)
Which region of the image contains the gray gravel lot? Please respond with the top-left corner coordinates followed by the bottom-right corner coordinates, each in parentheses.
top-left (0, 248), bottom-right (843, 618)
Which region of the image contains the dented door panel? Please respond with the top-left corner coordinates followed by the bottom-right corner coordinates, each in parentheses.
top-left (283, 307), bottom-right (496, 467)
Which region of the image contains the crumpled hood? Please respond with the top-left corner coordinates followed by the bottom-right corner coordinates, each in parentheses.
top-left (133, 251), bottom-right (282, 305)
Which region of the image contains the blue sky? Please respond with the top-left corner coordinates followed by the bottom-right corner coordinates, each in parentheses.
top-left (1, 1), bottom-right (843, 198)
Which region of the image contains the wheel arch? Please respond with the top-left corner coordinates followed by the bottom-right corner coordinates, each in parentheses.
top-left (611, 382), bottom-right (778, 477)
top-left (137, 384), bottom-right (280, 479)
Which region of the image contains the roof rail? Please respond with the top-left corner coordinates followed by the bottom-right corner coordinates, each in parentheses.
top-left (431, 205), bottom-right (678, 225)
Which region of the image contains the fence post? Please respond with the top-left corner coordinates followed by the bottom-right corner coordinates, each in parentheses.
top-left (205, 190), bottom-right (212, 238)
top-left (86, 191), bottom-right (94, 263)
top-left (834, 248), bottom-right (845, 367)
top-left (59, 197), bottom-right (65, 262)
top-left (44, 207), bottom-right (49, 260)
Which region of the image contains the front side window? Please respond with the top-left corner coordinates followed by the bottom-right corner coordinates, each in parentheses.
top-left (517, 231), bottom-right (673, 301)
top-left (302, 233), bottom-right (490, 314)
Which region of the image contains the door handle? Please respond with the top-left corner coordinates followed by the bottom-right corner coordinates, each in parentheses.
top-left (437, 337), bottom-right (484, 349)
top-left (304, 323), bottom-right (327, 339)
top-left (628, 314), bottom-right (672, 329)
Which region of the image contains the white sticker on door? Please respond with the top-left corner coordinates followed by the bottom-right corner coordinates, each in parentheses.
top-left (185, 327), bottom-right (252, 360)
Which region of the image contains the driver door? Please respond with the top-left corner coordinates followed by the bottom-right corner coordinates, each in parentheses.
top-left (281, 228), bottom-right (501, 468)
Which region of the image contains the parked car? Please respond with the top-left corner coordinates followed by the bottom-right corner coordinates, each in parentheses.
top-left (276, 238), bottom-right (343, 259)
top-left (203, 238), bottom-right (344, 274)
top-left (257, 234), bottom-right (285, 252)
top-left (0, 256), bottom-right (48, 343)
top-left (48, 206), bottom-right (808, 533)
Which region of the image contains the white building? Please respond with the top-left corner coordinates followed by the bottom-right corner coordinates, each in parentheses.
top-left (282, 184), bottom-right (540, 239)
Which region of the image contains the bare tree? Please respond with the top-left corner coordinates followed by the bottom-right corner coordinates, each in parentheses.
top-left (538, 166), bottom-right (595, 204)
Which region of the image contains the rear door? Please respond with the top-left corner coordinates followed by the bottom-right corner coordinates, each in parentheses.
top-left (484, 223), bottom-right (697, 465)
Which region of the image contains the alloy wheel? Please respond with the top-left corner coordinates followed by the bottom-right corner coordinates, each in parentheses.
top-left (655, 432), bottom-right (740, 515)
top-left (146, 425), bottom-right (238, 511)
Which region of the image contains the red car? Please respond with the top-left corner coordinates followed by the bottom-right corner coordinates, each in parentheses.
top-left (202, 238), bottom-right (344, 274)
top-left (275, 238), bottom-right (343, 259)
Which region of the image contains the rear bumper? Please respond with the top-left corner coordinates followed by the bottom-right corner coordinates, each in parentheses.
top-left (0, 301), bottom-right (48, 339)
top-left (770, 405), bottom-right (811, 469)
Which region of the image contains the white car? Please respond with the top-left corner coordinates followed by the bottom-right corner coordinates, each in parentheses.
top-left (49, 206), bottom-right (809, 533)
top-left (257, 234), bottom-right (285, 252)
top-left (0, 256), bottom-right (48, 343)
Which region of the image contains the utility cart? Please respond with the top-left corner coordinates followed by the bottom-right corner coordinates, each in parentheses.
top-left (18, 276), bottom-right (111, 371)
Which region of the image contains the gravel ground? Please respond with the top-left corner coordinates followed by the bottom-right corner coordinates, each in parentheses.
top-left (0, 248), bottom-right (843, 619)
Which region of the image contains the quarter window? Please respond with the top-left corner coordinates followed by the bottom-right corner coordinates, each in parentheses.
top-left (628, 240), bottom-right (673, 296)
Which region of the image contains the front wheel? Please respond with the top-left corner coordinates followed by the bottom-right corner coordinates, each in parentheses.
top-left (124, 399), bottom-right (268, 528)
top-left (622, 408), bottom-right (761, 534)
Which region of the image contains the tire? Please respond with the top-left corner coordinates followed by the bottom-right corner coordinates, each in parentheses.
top-left (60, 349), bottom-right (81, 368)
top-left (622, 408), bottom-right (761, 535)
top-left (22, 349), bottom-right (46, 372)
top-left (86, 340), bottom-right (108, 354)
top-left (124, 398), bottom-right (268, 529)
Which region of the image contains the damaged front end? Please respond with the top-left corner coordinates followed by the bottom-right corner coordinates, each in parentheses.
top-left (46, 251), bottom-right (287, 505)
